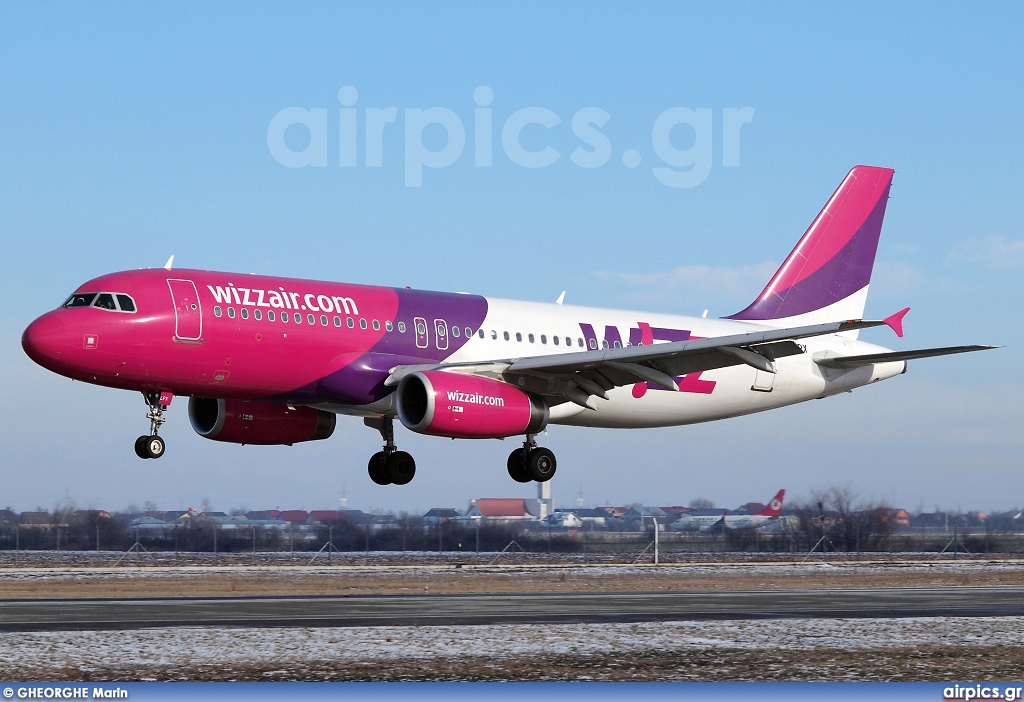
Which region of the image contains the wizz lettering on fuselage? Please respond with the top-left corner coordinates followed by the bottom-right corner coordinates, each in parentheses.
top-left (579, 321), bottom-right (716, 397)
top-left (206, 284), bottom-right (358, 315)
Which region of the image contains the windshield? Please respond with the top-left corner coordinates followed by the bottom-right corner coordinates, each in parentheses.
top-left (61, 291), bottom-right (137, 313)
top-left (63, 293), bottom-right (97, 308)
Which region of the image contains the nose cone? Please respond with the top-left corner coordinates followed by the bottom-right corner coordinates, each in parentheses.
top-left (22, 312), bottom-right (68, 370)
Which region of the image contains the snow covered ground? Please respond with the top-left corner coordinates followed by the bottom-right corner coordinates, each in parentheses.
top-left (2, 616), bottom-right (1022, 681)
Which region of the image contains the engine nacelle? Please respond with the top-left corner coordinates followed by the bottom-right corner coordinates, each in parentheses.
top-left (396, 371), bottom-right (547, 439)
top-left (188, 398), bottom-right (336, 445)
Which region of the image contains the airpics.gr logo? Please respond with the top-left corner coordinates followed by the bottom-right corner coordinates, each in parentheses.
top-left (943, 684), bottom-right (1024, 701)
top-left (267, 86), bottom-right (754, 188)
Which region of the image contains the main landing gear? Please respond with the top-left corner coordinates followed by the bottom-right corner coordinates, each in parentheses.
top-left (135, 391), bottom-right (171, 460)
top-left (365, 417), bottom-right (416, 486)
top-left (507, 435), bottom-right (556, 483)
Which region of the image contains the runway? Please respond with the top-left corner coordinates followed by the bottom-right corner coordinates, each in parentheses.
top-left (2, 586), bottom-right (1024, 631)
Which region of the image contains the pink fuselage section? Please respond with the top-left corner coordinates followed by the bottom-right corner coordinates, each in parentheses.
top-left (22, 269), bottom-right (489, 408)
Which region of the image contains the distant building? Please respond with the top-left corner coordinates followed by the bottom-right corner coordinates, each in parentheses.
top-left (543, 511), bottom-right (583, 528)
top-left (423, 508), bottom-right (460, 525)
top-left (623, 506), bottom-right (670, 530)
top-left (278, 510), bottom-right (309, 524)
top-left (464, 499), bottom-right (537, 522)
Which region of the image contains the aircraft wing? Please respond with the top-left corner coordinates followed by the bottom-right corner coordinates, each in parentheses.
top-left (814, 345), bottom-right (998, 369)
top-left (385, 318), bottom-right (901, 409)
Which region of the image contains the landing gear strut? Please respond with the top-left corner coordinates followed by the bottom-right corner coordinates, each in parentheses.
top-left (365, 416), bottom-right (416, 486)
top-left (507, 434), bottom-right (556, 483)
top-left (135, 391), bottom-right (171, 460)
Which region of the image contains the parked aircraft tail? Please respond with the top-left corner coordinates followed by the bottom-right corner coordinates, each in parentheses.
top-left (754, 489), bottom-right (785, 517)
top-left (728, 166), bottom-right (894, 331)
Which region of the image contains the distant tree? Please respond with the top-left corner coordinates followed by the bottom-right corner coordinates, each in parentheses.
top-left (689, 497), bottom-right (715, 509)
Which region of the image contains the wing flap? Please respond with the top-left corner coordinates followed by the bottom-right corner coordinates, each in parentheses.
top-left (814, 345), bottom-right (998, 369)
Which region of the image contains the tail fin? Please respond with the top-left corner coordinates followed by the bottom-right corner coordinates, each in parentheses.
top-left (755, 489), bottom-right (785, 517)
top-left (728, 166), bottom-right (894, 326)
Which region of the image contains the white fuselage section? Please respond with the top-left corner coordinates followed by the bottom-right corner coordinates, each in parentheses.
top-left (439, 297), bottom-right (905, 429)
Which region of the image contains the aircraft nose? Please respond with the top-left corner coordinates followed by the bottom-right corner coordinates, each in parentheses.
top-left (22, 312), bottom-right (68, 369)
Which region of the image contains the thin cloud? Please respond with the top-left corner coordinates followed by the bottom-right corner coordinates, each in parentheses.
top-left (949, 235), bottom-right (1024, 271)
top-left (594, 262), bottom-right (778, 302)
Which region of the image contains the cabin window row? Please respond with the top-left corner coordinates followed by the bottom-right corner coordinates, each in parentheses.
top-left (476, 329), bottom-right (622, 350)
top-left (211, 306), bottom-right (424, 335)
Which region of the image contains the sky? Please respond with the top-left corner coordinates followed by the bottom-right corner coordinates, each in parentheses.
top-left (1, 3), bottom-right (1022, 516)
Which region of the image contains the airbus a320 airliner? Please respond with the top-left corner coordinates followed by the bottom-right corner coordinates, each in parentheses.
top-left (22, 166), bottom-right (994, 486)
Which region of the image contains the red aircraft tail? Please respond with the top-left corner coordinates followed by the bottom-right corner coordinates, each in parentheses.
top-left (755, 489), bottom-right (785, 517)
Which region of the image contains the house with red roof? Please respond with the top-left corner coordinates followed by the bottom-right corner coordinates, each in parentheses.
top-left (464, 498), bottom-right (539, 522)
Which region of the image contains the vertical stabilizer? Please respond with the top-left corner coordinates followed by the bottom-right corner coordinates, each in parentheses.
top-left (728, 166), bottom-right (894, 326)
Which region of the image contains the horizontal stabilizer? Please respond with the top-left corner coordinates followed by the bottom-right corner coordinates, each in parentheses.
top-left (815, 345), bottom-right (998, 369)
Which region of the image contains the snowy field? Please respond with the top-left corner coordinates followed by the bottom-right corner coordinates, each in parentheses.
top-left (2, 616), bottom-right (1023, 681)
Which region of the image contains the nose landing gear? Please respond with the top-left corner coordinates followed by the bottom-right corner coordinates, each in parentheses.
top-left (364, 416), bottom-right (416, 485)
top-left (507, 435), bottom-right (556, 483)
top-left (135, 391), bottom-right (171, 459)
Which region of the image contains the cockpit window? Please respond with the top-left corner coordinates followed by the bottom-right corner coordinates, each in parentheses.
top-left (64, 293), bottom-right (97, 308)
top-left (93, 293), bottom-right (117, 310)
top-left (116, 294), bottom-right (136, 312)
top-left (63, 291), bottom-right (137, 313)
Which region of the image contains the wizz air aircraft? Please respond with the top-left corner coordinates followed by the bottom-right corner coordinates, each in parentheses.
top-left (670, 489), bottom-right (786, 532)
top-left (22, 166), bottom-right (994, 487)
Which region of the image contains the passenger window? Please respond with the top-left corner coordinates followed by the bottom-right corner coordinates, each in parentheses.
top-left (373, 320), bottom-right (380, 331)
top-left (304, 314), bottom-right (312, 324)
top-left (228, 308), bottom-right (236, 319)
top-left (214, 306), bottom-right (222, 318)
top-left (490, 330), bottom-right (497, 340)
top-left (268, 310), bottom-right (276, 321)
top-left (553, 336), bottom-right (559, 345)
top-left (478, 329), bottom-right (485, 339)
top-left (397, 321), bottom-right (406, 333)
top-left (319, 315), bottom-right (327, 326)
top-left (334, 316), bottom-right (341, 327)
top-left (452, 326), bottom-right (460, 338)
top-left (241, 308), bottom-right (249, 319)
top-left (465, 327), bottom-right (472, 337)
top-left (360, 319), bottom-right (367, 329)
top-left (386, 321), bottom-right (394, 332)
top-left (294, 313), bottom-right (302, 323)
top-left (347, 318), bottom-right (355, 328)
top-left (254, 309), bottom-right (262, 320)
top-left (281, 312), bottom-right (288, 323)
top-left (602, 340), bottom-right (609, 349)
top-left (64, 293), bottom-right (97, 308)
top-left (565, 337), bottom-right (571, 347)
top-left (94, 293), bottom-right (117, 311)
top-left (516, 332), bottom-right (522, 342)
top-left (503, 331), bottom-right (510, 341)
top-left (541, 335), bottom-right (547, 344)
top-left (613, 341), bottom-right (621, 348)
top-left (589, 338), bottom-right (597, 350)
top-left (116, 295), bottom-right (136, 312)
top-left (529, 334), bottom-right (535, 343)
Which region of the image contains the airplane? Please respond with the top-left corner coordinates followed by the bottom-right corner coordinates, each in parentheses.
top-left (669, 489), bottom-right (786, 532)
top-left (22, 165), bottom-right (996, 486)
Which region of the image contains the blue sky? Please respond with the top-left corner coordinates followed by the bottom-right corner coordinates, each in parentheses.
top-left (1, 3), bottom-right (1022, 515)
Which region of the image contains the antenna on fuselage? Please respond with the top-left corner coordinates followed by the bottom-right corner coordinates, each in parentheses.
top-left (163, 255), bottom-right (175, 271)
top-left (556, 291), bottom-right (566, 305)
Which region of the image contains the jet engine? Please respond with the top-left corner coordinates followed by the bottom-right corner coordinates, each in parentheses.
top-left (188, 398), bottom-right (336, 445)
top-left (396, 371), bottom-right (547, 439)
